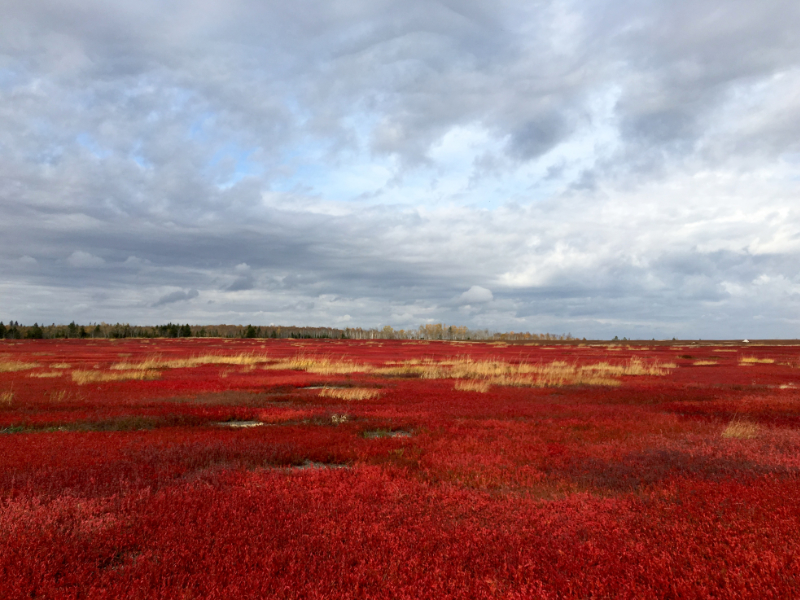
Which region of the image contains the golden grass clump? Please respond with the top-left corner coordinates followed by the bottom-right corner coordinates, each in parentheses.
top-left (454, 380), bottom-right (491, 393)
top-left (375, 356), bottom-right (674, 388)
top-left (51, 363), bottom-right (71, 369)
top-left (693, 360), bottom-right (718, 366)
top-left (29, 372), bottom-right (63, 378)
top-left (72, 370), bottom-right (161, 385)
top-left (0, 359), bottom-right (40, 372)
top-left (265, 355), bottom-right (371, 375)
top-left (48, 390), bottom-right (71, 403)
top-left (739, 357), bottom-right (775, 364)
top-left (0, 390), bottom-right (13, 405)
top-left (112, 352), bottom-right (271, 371)
top-left (721, 419), bottom-right (759, 439)
top-left (318, 387), bottom-right (381, 401)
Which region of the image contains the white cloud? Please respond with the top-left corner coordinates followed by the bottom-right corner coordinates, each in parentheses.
top-left (66, 251), bottom-right (105, 268)
top-left (459, 286), bottom-right (494, 304)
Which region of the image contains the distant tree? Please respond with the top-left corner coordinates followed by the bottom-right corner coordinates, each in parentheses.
top-left (26, 323), bottom-right (44, 339)
top-left (79, 326), bottom-right (88, 338)
top-left (180, 324), bottom-right (192, 337)
top-left (0, 322), bottom-right (5, 338)
top-left (244, 325), bottom-right (257, 339)
top-left (67, 321), bottom-right (78, 338)
top-left (93, 324), bottom-right (102, 338)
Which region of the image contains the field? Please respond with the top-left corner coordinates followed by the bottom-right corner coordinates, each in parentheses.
top-left (2, 338), bottom-right (800, 598)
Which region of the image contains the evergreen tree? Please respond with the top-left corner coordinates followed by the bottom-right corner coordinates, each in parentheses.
top-left (26, 323), bottom-right (44, 339)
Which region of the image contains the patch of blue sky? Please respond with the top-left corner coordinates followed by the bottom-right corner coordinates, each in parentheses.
top-left (76, 133), bottom-right (110, 159)
top-left (207, 144), bottom-right (262, 189)
top-left (130, 142), bottom-right (151, 169)
top-left (0, 67), bottom-right (21, 91)
top-left (188, 112), bottom-right (217, 141)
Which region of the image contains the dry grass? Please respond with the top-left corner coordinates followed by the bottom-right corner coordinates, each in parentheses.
top-left (693, 360), bottom-right (718, 366)
top-left (739, 357), bottom-right (775, 365)
top-left (72, 370), bottom-right (161, 385)
top-left (51, 363), bottom-right (71, 369)
top-left (0, 390), bottom-right (13, 405)
top-left (319, 387), bottom-right (381, 401)
top-left (264, 355), bottom-right (371, 375)
top-left (722, 419), bottom-right (759, 439)
top-left (454, 380), bottom-right (491, 393)
top-left (47, 390), bottom-right (71, 403)
top-left (111, 352), bottom-right (271, 371)
top-left (0, 359), bottom-right (40, 372)
top-left (376, 357), bottom-right (675, 388)
top-left (29, 371), bottom-right (63, 378)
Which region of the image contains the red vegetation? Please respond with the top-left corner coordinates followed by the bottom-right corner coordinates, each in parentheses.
top-left (2, 339), bottom-right (800, 598)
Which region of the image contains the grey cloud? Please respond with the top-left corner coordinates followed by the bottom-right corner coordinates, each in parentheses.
top-left (153, 289), bottom-right (199, 307)
top-left (226, 275), bottom-right (255, 292)
top-left (508, 116), bottom-right (569, 161)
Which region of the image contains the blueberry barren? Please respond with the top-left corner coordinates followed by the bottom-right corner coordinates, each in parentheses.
top-left (2, 338), bottom-right (799, 598)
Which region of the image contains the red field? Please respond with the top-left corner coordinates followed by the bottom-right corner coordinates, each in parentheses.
top-left (2, 338), bottom-right (799, 598)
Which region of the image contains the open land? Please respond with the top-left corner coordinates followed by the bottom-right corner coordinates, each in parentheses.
top-left (2, 338), bottom-right (800, 598)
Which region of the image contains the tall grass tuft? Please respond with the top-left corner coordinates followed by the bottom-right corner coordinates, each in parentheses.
top-left (111, 353), bottom-right (271, 371)
top-left (319, 387), bottom-right (381, 401)
top-left (722, 418), bottom-right (759, 439)
top-left (72, 370), bottom-right (161, 385)
top-left (454, 380), bottom-right (491, 393)
top-left (0, 359), bottom-right (40, 372)
top-left (265, 355), bottom-right (371, 375)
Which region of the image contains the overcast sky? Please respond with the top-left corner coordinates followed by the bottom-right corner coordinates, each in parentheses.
top-left (2, 0), bottom-right (800, 338)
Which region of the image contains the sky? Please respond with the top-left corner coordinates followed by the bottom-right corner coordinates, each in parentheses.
top-left (2, 0), bottom-right (800, 339)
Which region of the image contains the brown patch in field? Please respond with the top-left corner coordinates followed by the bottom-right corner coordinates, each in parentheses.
top-left (454, 380), bottom-right (491, 393)
top-left (264, 355), bottom-right (371, 375)
top-left (722, 419), bottom-right (759, 439)
top-left (111, 352), bottom-right (271, 370)
top-left (0, 359), bottom-right (40, 372)
top-left (739, 357), bottom-right (775, 365)
top-left (319, 387), bottom-right (381, 401)
top-left (376, 357), bottom-right (674, 387)
top-left (72, 370), bottom-right (161, 384)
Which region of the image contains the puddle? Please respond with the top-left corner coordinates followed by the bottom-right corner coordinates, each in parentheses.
top-left (213, 421), bottom-right (265, 428)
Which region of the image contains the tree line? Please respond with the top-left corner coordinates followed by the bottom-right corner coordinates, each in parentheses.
top-left (0, 321), bottom-right (575, 342)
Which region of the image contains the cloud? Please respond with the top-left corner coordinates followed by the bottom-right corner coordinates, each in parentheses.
top-left (153, 289), bottom-right (199, 307)
top-left (1, 1), bottom-right (800, 337)
top-left (226, 276), bottom-right (255, 292)
top-left (459, 286), bottom-right (494, 304)
top-left (66, 251), bottom-right (105, 268)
